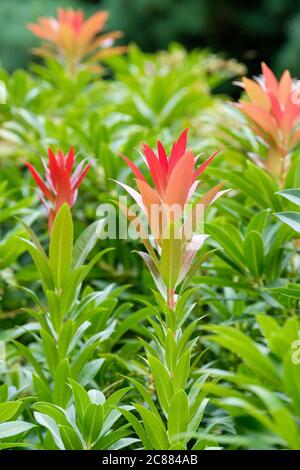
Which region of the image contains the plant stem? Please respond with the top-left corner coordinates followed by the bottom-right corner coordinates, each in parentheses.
top-left (167, 288), bottom-right (175, 309)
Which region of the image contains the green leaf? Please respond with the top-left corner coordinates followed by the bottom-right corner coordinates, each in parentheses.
top-left (165, 329), bottom-right (177, 375)
top-left (160, 221), bottom-right (183, 289)
top-left (174, 288), bottom-right (197, 319)
top-left (103, 387), bottom-right (131, 418)
top-left (284, 354), bottom-right (300, 416)
top-left (88, 389), bottom-right (105, 405)
top-left (71, 344), bottom-right (97, 380)
top-left (18, 238), bottom-right (53, 291)
top-left (246, 210), bottom-right (269, 236)
top-left (210, 168), bottom-right (267, 208)
top-left (169, 442), bottom-right (187, 450)
top-left (276, 189), bottom-right (300, 206)
top-left (0, 384), bottom-right (8, 402)
top-left (59, 267), bottom-right (85, 314)
top-left (0, 421), bottom-right (35, 438)
top-left (188, 398), bottom-right (209, 433)
top-left (179, 249), bottom-right (217, 292)
top-left (40, 330), bottom-right (59, 376)
top-left (33, 412), bottom-right (64, 449)
top-left (77, 358), bottom-right (104, 386)
top-left (243, 230), bottom-right (264, 278)
top-left (286, 156), bottom-right (300, 188)
top-left (203, 325), bottom-right (280, 387)
top-left (206, 223), bottom-right (245, 272)
top-left (0, 443), bottom-right (35, 449)
top-left (16, 217), bottom-right (47, 257)
top-left (116, 409), bottom-right (151, 449)
top-left (136, 251), bottom-right (166, 297)
top-left (12, 340), bottom-right (48, 387)
top-left (53, 358), bottom-right (71, 407)
top-left (173, 349), bottom-right (190, 391)
top-left (148, 355), bottom-right (173, 414)
top-left (82, 403), bottom-right (103, 446)
top-left (134, 405), bottom-right (169, 450)
top-left (112, 306), bottom-right (153, 345)
top-left (127, 378), bottom-right (160, 418)
top-left (245, 162), bottom-right (281, 210)
top-left (59, 425), bottom-right (83, 450)
top-left (68, 379), bottom-right (91, 423)
top-left (193, 275), bottom-right (255, 293)
top-left (93, 425), bottom-right (133, 450)
top-left (72, 221), bottom-right (101, 268)
top-left (256, 314), bottom-right (288, 358)
top-left (248, 385), bottom-right (300, 449)
top-left (57, 320), bottom-right (75, 360)
top-left (168, 390), bottom-right (189, 442)
top-left (46, 290), bottom-right (62, 331)
top-left (32, 374), bottom-right (52, 402)
top-left (33, 403), bottom-right (69, 427)
top-left (267, 286), bottom-right (300, 299)
top-left (80, 248), bottom-right (114, 282)
top-left (49, 203), bottom-right (73, 288)
top-left (275, 211), bottom-right (300, 233)
top-left (0, 402), bottom-right (21, 423)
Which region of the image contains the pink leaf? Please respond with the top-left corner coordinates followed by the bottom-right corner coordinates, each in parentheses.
top-left (164, 150), bottom-right (194, 208)
top-left (25, 162), bottom-right (54, 202)
top-left (193, 148), bottom-right (222, 181)
top-left (119, 152), bottom-right (146, 182)
top-left (168, 128), bottom-right (189, 174)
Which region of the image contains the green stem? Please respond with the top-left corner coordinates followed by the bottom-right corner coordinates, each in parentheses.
top-left (167, 288), bottom-right (175, 310)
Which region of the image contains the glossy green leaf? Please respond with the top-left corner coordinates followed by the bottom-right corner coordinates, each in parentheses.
top-left (168, 390), bottom-right (189, 442)
top-left (165, 329), bottom-right (177, 374)
top-left (267, 286), bottom-right (300, 299)
top-left (57, 320), bottom-right (75, 360)
top-left (134, 405), bottom-right (169, 450)
top-left (275, 211), bottom-right (300, 233)
top-left (53, 358), bottom-right (71, 407)
top-left (276, 189), bottom-right (300, 206)
top-left (204, 325), bottom-right (280, 386)
top-left (49, 203), bottom-right (73, 288)
top-left (173, 349), bottom-right (190, 391)
top-left (0, 384), bottom-right (8, 403)
top-left (117, 409), bottom-right (151, 449)
top-left (148, 355), bottom-right (173, 413)
top-left (33, 403), bottom-right (70, 427)
top-left (60, 425), bottom-right (83, 450)
top-left (0, 421), bottom-right (35, 438)
top-left (72, 220), bottom-right (102, 268)
top-left (18, 238), bottom-right (53, 291)
top-left (160, 221), bottom-right (183, 289)
top-left (243, 230), bottom-right (264, 278)
top-left (82, 403), bottom-right (103, 446)
top-left (68, 379), bottom-right (91, 423)
top-left (0, 402), bottom-right (21, 423)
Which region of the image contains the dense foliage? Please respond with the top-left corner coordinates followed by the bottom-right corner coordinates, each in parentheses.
top-left (1, 6), bottom-right (300, 451)
top-left (2, 0), bottom-right (300, 78)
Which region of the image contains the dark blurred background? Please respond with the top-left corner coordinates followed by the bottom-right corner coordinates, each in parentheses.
top-left (1, 0), bottom-right (300, 76)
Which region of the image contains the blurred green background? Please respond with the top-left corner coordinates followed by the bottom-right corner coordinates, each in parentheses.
top-left (0, 0), bottom-right (300, 75)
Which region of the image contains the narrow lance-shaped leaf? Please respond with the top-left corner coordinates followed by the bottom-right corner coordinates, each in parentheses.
top-left (72, 220), bottom-right (102, 269)
top-left (49, 203), bottom-right (73, 288)
top-left (275, 211), bottom-right (300, 233)
top-left (276, 189), bottom-right (300, 206)
top-left (243, 230), bottom-right (264, 278)
top-left (160, 221), bottom-right (183, 289)
top-left (168, 390), bottom-right (189, 443)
